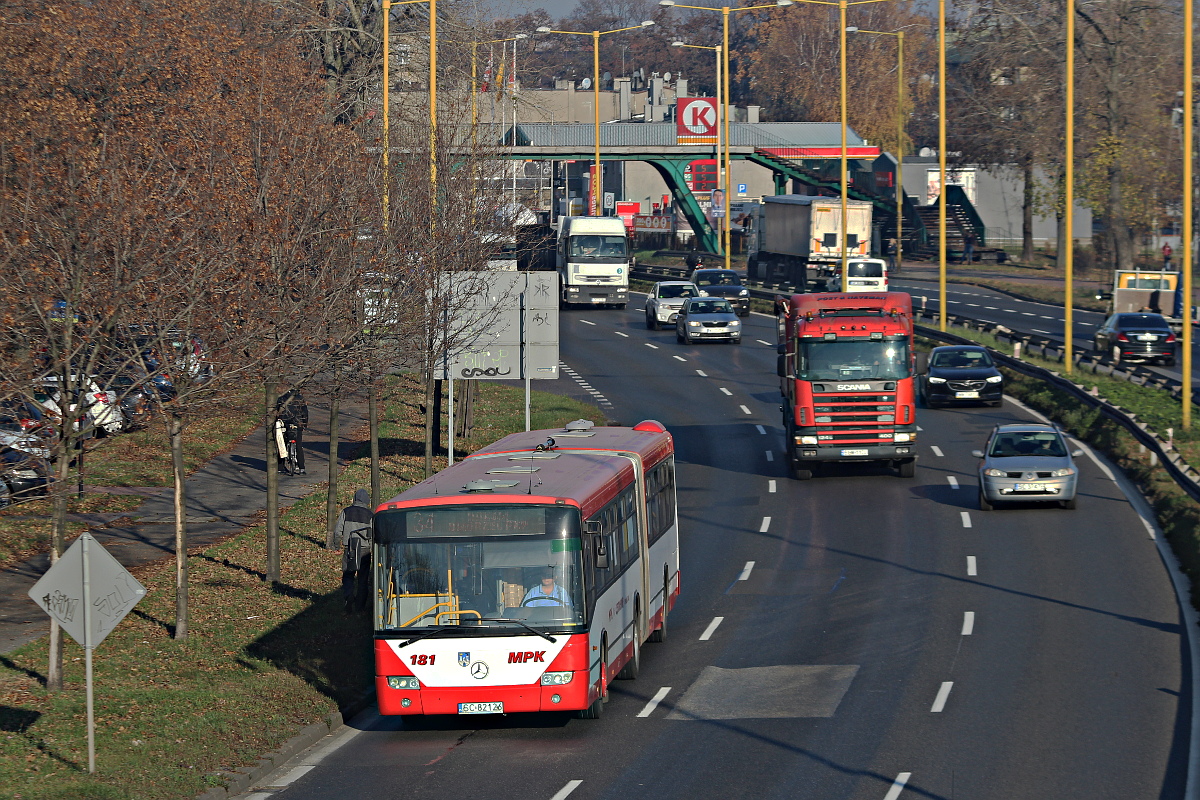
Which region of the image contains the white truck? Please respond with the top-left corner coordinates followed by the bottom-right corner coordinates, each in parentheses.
top-left (746, 196), bottom-right (873, 290)
top-left (556, 216), bottom-right (630, 307)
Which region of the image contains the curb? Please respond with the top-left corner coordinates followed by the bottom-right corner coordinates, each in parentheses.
top-left (195, 689), bottom-right (375, 799)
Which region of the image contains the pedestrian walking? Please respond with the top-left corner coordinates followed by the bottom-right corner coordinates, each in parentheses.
top-left (1163, 242), bottom-right (1173, 269)
top-left (961, 234), bottom-right (975, 265)
top-left (333, 489), bottom-right (374, 613)
top-left (276, 387), bottom-right (308, 474)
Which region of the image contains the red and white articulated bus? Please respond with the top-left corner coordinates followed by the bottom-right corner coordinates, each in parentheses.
top-left (372, 419), bottom-right (679, 719)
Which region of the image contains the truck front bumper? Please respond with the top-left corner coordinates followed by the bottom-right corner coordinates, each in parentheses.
top-left (566, 286), bottom-right (628, 304)
top-left (792, 443), bottom-right (916, 463)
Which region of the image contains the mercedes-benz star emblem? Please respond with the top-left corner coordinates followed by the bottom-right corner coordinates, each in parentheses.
top-left (470, 661), bottom-right (489, 680)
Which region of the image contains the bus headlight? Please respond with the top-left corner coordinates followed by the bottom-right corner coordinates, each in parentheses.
top-left (387, 676), bottom-right (420, 690)
top-left (540, 671), bottom-right (574, 686)
top-left (894, 433), bottom-right (912, 443)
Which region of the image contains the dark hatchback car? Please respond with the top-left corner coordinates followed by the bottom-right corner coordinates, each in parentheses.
top-left (0, 446), bottom-right (52, 507)
top-left (689, 269), bottom-right (751, 317)
top-left (921, 345), bottom-right (1004, 407)
top-left (1093, 312), bottom-right (1177, 365)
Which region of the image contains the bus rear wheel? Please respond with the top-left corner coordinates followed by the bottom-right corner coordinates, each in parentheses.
top-left (648, 575), bottom-right (668, 643)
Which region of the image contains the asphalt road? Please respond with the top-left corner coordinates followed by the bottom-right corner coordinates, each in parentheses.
top-left (252, 302), bottom-right (1191, 800)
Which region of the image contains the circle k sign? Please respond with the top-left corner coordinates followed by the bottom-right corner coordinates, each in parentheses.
top-left (677, 97), bottom-right (718, 138)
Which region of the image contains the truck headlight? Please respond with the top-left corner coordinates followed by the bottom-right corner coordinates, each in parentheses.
top-left (387, 676), bottom-right (420, 690)
top-left (540, 671), bottom-right (573, 686)
top-left (894, 432), bottom-right (912, 442)
top-left (798, 435), bottom-right (819, 445)
top-left (985, 375), bottom-right (1003, 383)
top-left (568, 287), bottom-right (579, 293)
top-left (927, 377), bottom-right (947, 384)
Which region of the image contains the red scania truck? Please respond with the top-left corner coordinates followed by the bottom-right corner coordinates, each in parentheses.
top-left (776, 292), bottom-right (918, 479)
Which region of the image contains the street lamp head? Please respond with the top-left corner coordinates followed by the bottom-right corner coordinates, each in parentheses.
top-left (640, 20), bottom-right (656, 26)
top-left (515, 33), bottom-right (529, 39)
top-left (671, 40), bottom-right (686, 46)
top-left (536, 26), bottom-right (552, 32)
top-left (776, 0), bottom-right (794, 6)
top-left (659, 1), bottom-right (676, 6)
top-left (845, 26), bottom-right (859, 32)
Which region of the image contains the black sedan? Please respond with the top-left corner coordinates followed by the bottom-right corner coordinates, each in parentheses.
top-left (1093, 312), bottom-right (1176, 365)
top-left (921, 345), bottom-right (1004, 407)
top-left (689, 268), bottom-right (751, 317)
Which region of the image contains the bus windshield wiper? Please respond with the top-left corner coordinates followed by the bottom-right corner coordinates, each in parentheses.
top-left (397, 626), bottom-right (457, 649)
top-left (478, 618), bottom-right (557, 643)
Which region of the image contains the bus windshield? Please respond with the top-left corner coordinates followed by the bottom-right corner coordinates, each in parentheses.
top-left (795, 339), bottom-right (911, 381)
top-left (373, 504), bottom-right (585, 633)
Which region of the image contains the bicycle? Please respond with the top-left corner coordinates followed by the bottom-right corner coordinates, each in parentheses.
top-left (275, 419), bottom-right (302, 475)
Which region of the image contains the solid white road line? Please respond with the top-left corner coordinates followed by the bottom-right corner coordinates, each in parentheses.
top-left (645, 342), bottom-right (659, 349)
top-left (931, 445), bottom-right (944, 457)
top-left (883, 773), bottom-right (912, 800)
top-left (699, 616), bottom-right (725, 641)
top-left (616, 331), bottom-right (629, 338)
top-left (738, 561), bottom-right (756, 581)
top-left (756, 424), bottom-right (766, 434)
top-left (696, 369), bottom-right (708, 377)
top-left (580, 320), bottom-right (596, 326)
top-left (720, 387), bottom-right (733, 395)
top-left (673, 355), bottom-right (687, 361)
top-left (931, 681), bottom-right (954, 713)
top-left (757, 339), bottom-right (772, 346)
top-left (967, 556), bottom-right (978, 576)
top-left (740, 405), bottom-right (752, 415)
top-left (765, 451), bottom-right (774, 462)
top-left (768, 479), bottom-right (777, 493)
top-left (961, 511), bottom-right (972, 528)
top-left (962, 611), bottom-right (975, 635)
top-left (760, 516), bottom-right (772, 532)
top-left (636, 687), bottom-right (672, 718)
top-left (549, 780), bottom-right (584, 800)
top-left (947, 476), bottom-right (959, 489)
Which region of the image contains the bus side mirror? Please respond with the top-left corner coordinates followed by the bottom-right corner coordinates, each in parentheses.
top-left (584, 520), bottom-right (601, 534)
top-left (593, 537), bottom-right (610, 570)
top-left (777, 354), bottom-right (787, 378)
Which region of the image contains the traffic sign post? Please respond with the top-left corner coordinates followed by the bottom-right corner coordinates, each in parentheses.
top-left (28, 532), bottom-right (146, 773)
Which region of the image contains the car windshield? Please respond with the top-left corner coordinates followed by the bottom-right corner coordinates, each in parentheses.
top-left (373, 504), bottom-right (585, 633)
top-left (988, 431), bottom-right (1067, 458)
top-left (931, 349), bottom-right (994, 369)
top-left (1116, 314), bottom-right (1169, 330)
top-left (847, 262), bottom-right (884, 278)
top-left (796, 340), bottom-right (912, 380)
top-left (689, 300), bottom-right (733, 314)
top-left (694, 271), bottom-right (740, 287)
top-left (659, 285), bottom-right (697, 299)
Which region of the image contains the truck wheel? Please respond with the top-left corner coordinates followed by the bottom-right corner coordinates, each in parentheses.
top-left (616, 303), bottom-right (627, 310)
top-left (897, 458), bottom-right (916, 478)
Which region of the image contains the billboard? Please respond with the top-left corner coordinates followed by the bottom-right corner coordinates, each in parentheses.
top-left (677, 97), bottom-right (718, 145)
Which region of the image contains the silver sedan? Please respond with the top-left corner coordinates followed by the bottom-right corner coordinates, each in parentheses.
top-left (675, 298), bottom-right (742, 344)
top-left (973, 423), bottom-right (1082, 510)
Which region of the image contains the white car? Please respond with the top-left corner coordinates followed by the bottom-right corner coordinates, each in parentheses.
top-left (645, 281), bottom-right (700, 330)
top-left (37, 376), bottom-right (125, 436)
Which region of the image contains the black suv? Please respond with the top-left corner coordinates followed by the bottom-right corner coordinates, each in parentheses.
top-left (1093, 312), bottom-right (1176, 365)
top-left (689, 269), bottom-right (750, 317)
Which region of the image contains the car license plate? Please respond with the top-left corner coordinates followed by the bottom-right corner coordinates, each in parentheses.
top-left (1137, 333), bottom-right (1156, 341)
top-left (1014, 483), bottom-right (1046, 491)
top-left (841, 448), bottom-right (869, 456)
top-left (458, 702), bottom-right (503, 714)
top-left (955, 391), bottom-right (980, 398)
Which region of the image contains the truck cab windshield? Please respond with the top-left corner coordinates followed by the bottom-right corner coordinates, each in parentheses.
top-left (570, 235), bottom-right (627, 260)
top-left (795, 340), bottom-right (911, 381)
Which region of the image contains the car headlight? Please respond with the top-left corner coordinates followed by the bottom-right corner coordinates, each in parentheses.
top-left (1051, 467), bottom-right (1075, 477)
top-left (688, 320), bottom-right (701, 327)
top-left (540, 671), bottom-right (573, 686)
top-left (698, 289), bottom-right (709, 296)
top-left (894, 432), bottom-right (911, 442)
top-left (798, 435), bottom-right (819, 445)
top-left (927, 377), bottom-right (947, 384)
top-left (983, 468), bottom-right (1006, 477)
top-left (730, 320), bottom-right (741, 326)
top-left (985, 375), bottom-right (1003, 384)
top-left (739, 288), bottom-right (749, 296)
top-left (387, 676), bottom-right (420, 690)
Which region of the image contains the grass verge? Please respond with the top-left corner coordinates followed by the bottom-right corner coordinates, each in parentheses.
top-left (0, 375), bottom-right (603, 800)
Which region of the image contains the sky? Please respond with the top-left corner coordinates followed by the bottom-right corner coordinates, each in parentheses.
top-left (509, 0), bottom-right (579, 20)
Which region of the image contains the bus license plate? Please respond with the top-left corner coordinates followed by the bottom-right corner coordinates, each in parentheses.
top-left (841, 448), bottom-right (869, 456)
top-left (1014, 483), bottom-right (1046, 492)
top-left (458, 701), bottom-right (503, 714)
top-left (955, 391), bottom-right (980, 398)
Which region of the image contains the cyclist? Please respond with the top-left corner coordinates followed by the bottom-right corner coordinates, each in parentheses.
top-left (276, 387), bottom-right (309, 474)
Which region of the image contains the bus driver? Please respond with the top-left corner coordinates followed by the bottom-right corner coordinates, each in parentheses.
top-left (522, 568), bottom-right (572, 607)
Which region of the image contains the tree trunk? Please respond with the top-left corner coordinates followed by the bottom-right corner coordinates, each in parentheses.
top-left (170, 411), bottom-right (188, 639)
top-left (325, 392), bottom-right (340, 549)
top-left (432, 379), bottom-right (443, 454)
top-left (1021, 159), bottom-right (1035, 263)
top-left (424, 372), bottom-right (437, 478)
top-left (1056, 207), bottom-right (1067, 272)
top-left (265, 381), bottom-right (280, 584)
top-left (369, 384), bottom-right (380, 507)
top-left (46, 441), bottom-right (72, 690)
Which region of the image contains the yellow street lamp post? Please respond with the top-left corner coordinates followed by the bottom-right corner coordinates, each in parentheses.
top-left (938, 0), bottom-right (946, 329)
top-left (671, 41), bottom-right (725, 260)
top-left (382, 0), bottom-right (438, 229)
top-left (661, 1), bottom-right (794, 270)
top-left (1184, 0), bottom-right (1194, 427)
top-left (848, 27), bottom-right (906, 274)
top-left (1064, 0), bottom-right (1074, 371)
top-left (536, 22), bottom-right (656, 216)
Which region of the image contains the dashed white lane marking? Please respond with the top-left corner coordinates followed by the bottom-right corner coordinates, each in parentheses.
top-left (645, 342), bottom-right (659, 349)
top-left (719, 387), bottom-right (733, 395)
top-left (967, 556), bottom-right (978, 576)
top-left (931, 445), bottom-right (944, 457)
top-left (916, 425), bottom-right (924, 431)
top-left (636, 687), bottom-right (672, 718)
top-left (696, 369), bottom-right (708, 377)
top-left (760, 516), bottom-right (772, 532)
top-left (768, 480), bottom-right (777, 493)
top-left (740, 405), bottom-right (752, 415)
top-left (757, 339), bottom-right (772, 346)
top-left (1021, 311), bottom-right (1036, 316)
top-left (962, 611), bottom-right (975, 635)
top-left (738, 561), bottom-right (756, 581)
top-left (961, 511), bottom-right (972, 528)
top-left (699, 616), bottom-right (725, 641)
top-left (580, 320), bottom-right (596, 326)
top-left (984, 306), bottom-right (998, 310)
top-left (673, 355), bottom-right (687, 361)
top-left (616, 331), bottom-right (629, 338)
top-left (931, 682), bottom-right (954, 713)
top-left (883, 773), bottom-right (912, 800)
top-left (765, 451), bottom-right (774, 462)
top-left (947, 476), bottom-right (959, 489)
top-left (756, 425), bottom-right (766, 434)
top-left (965, 303), bottom-right (979, 307)
top-left (1032, 329), bottom-right (1051, 334)
top-left (1039, 315), bottom-right (1056, 320)
top-left (549, 780), bottom-right (583, 800)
